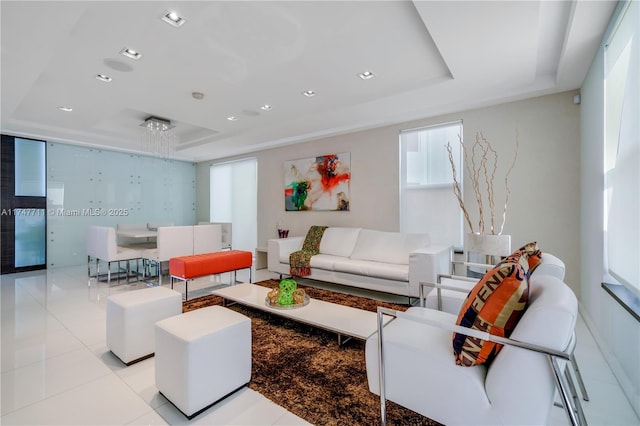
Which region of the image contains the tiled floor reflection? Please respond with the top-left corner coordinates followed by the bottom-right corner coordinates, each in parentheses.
top-left (1, 265), bottom-right (638, 425)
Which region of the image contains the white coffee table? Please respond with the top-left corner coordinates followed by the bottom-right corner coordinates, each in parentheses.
top-left (211, 283), bottom-right (393, 346)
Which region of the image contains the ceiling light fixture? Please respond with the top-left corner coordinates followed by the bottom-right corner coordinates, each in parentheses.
top-left (162, 11), bottom-right (186, 28)
top-left (192, 91), bottom-right (205, 100)
top-left (96, 74), bottom-right (112, 82)
top-left (227, 116), bottom-right (238, 121)
top-left (58, 106), bottom-right (73, 112)
top-left (120, 48), bottom-right (142, 60)
top-left (260, 104), bottom-right (272, 111)
top-left (139, 116), bottom-right (177, 158)
top-left (358, 71), bottom-right (375, 80)
top-left (302, 90), bottom-right (316, 97)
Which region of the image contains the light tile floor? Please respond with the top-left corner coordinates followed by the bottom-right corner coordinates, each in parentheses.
top-left (1, 265), bottom-right (638, 425)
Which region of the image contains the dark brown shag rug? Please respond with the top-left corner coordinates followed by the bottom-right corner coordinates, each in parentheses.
top-left (183, 279), bottom-right (440, 426)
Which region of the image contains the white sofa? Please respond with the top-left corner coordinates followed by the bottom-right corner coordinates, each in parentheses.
top-left (267, 227), bottom-right (451, 298)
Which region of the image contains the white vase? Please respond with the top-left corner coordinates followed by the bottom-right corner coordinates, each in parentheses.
top-left (463, 233), bottom-right (512, 274)
top-left (464, 233), bottom-right (512, 257)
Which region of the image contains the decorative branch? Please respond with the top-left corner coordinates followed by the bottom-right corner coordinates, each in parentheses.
top-left (465, 135), bottom-right (486, 234)
top-left (447, 142), bottom-right (474, 233)
top-left (499, 129), bottom-right (519, 235)
top-left (479, 132), bottom-right (498, 234)
top-left (447, 130), bottom-right (519, 235)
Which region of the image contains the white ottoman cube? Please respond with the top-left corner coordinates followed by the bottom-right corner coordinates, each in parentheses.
top-left (106, 287), bottom-right (182, 365)
top-left (154, 306), bottom-right (251, 419)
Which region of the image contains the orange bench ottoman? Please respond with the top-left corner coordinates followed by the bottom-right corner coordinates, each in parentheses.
top-left (169, 250), bottom-right (252, 300)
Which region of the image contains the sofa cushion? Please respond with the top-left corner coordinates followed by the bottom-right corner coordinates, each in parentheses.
top-left (453, 248), bottom-right (531, 367)
top-left (319, 227), bottom-right (362, 258)
top-left (331, 258), bottom-right (409, 281)
top-left (361, 261), bottom-right (409, 281)
top-left (350, 229), bottom-right (430, 265)
top-left (309, 254), bottom-right (342, 270)
top-left (332, 258), bottom-right (367, 275)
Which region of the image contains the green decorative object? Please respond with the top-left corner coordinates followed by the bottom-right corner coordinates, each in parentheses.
top-left (277, 278), bottom-right (297, 306)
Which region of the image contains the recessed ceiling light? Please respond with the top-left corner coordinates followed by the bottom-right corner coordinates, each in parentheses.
top-left (120, 48), bottom-right (142, 60)
top-left (58, 106), bottom-right (73, 112)
top-left (302, 90), bottom-right (316, 97)
top-left (162, 11), bottom-right (186, 28)
top-left (227, 116), bottom-right (237, 121)
top-left (96, 74), bottom-right (112, 82)
top-left (358, 71), bottom-right (375, 80)
top-left (260, 104), bottom-right (272, 111)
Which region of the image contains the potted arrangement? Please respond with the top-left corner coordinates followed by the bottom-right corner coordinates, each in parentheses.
top-left (447, 131), bottom-right (519, 258)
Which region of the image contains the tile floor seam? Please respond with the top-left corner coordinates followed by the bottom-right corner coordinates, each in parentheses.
top-left (0, 368), bottom-right (117, 418)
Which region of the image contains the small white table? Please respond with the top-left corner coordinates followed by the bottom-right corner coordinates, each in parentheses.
top-left (254, 247), bottom-right (268, 270)
top-left (211, 283), bottom-right (393, 346)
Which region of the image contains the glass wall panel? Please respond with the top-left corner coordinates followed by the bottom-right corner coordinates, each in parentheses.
top-left (15, 138), bottom-right (46, 196)
top-left (46, 143), bottom-right (196, 267)
top-left (14, 209), bottom-right (46, 267)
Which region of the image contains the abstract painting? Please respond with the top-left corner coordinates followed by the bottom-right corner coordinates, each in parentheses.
top-left (284, 153), bottom-right (351, 211)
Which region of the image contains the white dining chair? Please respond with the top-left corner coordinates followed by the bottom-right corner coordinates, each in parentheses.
top-left (87, 225), bottom-right (142, 285)
top-left (142, 226), bottom-right (194, 285)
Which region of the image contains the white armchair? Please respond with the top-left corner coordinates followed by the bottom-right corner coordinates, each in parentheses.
top-left (423, 252), bottom-right (589, 403)
top-left (365, 274), bottom-right (586, 425)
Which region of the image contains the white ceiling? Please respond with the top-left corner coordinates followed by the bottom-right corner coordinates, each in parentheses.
top-left (1, 1), bottom-right (617, 162)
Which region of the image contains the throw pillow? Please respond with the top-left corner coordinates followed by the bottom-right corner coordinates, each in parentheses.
top-left (518, 241), bottom-right (543, 273)
top-left (452, 249), bottom-right (532, 367)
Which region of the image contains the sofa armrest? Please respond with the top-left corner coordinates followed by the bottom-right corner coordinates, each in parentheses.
top-left (408, 245), bottom-right (452, 298)
top-left (267, 237), bottom-right (303, 273)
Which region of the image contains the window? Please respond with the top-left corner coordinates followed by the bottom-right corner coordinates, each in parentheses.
top-left (403, 123), bottom-right (462, 187)
top-left (210, 158), bottom-right (257, 253)
top-left (399, 121), bottom-right (463, 247)
top-left (15, 138), bottom-right (46, 196)
top-left (604, 0), bottom-right (639, 294)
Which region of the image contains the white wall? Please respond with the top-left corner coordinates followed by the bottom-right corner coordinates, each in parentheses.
top-left (198, 90), bottom-right (582, 293)
top-left (196, 160), bottom-right (210, 223)
top-left (580, 4), bottom-right (640, 415)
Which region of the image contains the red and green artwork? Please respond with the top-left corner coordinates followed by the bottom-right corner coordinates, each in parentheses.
top-left (284, 153), bottom-right (351, 211)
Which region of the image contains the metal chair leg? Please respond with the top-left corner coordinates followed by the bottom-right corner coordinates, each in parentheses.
top-left (377, 309), bottom-right (388, 426)
top-left (564, 363), bottom-right (588, 425)
top-left (568, 331), bottom-right (590, 401)
top-left (571, 352), bottom-right (590, 401)
top-left (550, 356), bottom-right (586, 426)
